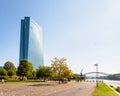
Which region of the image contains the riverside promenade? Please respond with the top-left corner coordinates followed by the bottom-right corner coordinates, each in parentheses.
top-left (0, 81), bottom-right (96, 96)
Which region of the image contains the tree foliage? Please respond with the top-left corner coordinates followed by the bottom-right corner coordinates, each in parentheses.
top-left (0, 68), bottom-right (7, 76)
top-left (32, 70), bottom-right (36, 79)
top-left (51, 57), bottom-right (73, 79)
top-left (3, 61), bottom-right (16, 71)
top-left (7, 69), bottom-right (16, 76)
top-left (73, 74), bottom-right (80, 79)
top-left (17, 59), bottom-right (34, 78)
top-left (36, 66), bottom-right (53, 81)
top-left (3, 61), bottom-right (16, 76)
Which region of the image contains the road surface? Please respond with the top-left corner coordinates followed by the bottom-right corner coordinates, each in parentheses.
top-left (47, 82), bottom-right (96, 96)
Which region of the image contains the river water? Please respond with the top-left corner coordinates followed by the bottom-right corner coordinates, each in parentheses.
top-left (87, 79), bottom-right (120, 87)
top-left (104, 80), bottom-right (120, 87)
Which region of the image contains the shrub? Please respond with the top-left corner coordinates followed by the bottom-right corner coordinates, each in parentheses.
top-left (110, 85), bottom-right (114, 88)
top-left (115, 86), bottom-right (120, 93)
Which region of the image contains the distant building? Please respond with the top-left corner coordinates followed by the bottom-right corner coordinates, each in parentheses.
top-left (19, 17), bottom-right (44, 69)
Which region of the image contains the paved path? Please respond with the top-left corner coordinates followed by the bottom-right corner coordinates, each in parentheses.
top-left (47, 82), bottom-right (96, 96)
top-left (0, 81), bottom-right (95, 96)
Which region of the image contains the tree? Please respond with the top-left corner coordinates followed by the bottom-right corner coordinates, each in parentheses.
top-left (73, 74), bottom-right (80, 80)
top-left (60, 66), bottom-right (73, 79)
top-left (0, 68), bottom-right (7, 76)
top-left (3, 61), bottom-right (16, 76)
top-left (7, 69), bottom-right (16, 77)
top-left (51, 57), bottom-right (73, 82)
top-left (36, 66), bottom-right (53, 81)
top-left (17, 59), bottom-right (34, 79)
top-left (3, 61), bottom-right (16, 71)
top-left (32, 70), bottom-right (36, 79)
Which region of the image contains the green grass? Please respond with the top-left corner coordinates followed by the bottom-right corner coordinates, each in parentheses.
top-left (92, 83), bottom-right (118, 96)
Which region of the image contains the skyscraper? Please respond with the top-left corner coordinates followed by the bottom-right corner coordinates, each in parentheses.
top-left (19, 17), bottom-right (44, 69)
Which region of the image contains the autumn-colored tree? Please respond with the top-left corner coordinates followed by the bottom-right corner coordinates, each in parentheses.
top-left (51, 57), bottom-right (73, 82)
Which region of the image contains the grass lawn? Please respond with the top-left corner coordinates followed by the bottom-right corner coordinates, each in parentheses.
top-left (92, 83), bottom-right (118, 96)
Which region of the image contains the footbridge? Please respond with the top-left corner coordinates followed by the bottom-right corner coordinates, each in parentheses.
top-left (80, 71), bottom-right (110, 81)
top-left (84, 72), bottom-right (110, 76)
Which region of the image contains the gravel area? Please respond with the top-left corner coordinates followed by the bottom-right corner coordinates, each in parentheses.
top-left (0, 81), bottom-right (79, 96)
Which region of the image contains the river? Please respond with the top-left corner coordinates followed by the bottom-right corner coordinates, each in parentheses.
top-left (104, 79), bottom-right (120, 87)
top-left (87, 79), bottom-right (120, 87)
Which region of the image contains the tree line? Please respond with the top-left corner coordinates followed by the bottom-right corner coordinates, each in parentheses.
top-left (0, 57), bottom-right (79, 82)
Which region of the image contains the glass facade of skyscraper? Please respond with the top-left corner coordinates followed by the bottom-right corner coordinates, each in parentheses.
top-left (19, 17), bottom-right (43, 69)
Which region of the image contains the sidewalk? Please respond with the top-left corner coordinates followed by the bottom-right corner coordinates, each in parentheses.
top-left (48, 82), bottom-right (96, 96)
top-left (0, 81), bottom-right (95, 96)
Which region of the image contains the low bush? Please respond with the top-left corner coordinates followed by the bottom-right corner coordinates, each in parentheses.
top-left (115, 86), bottom-right (120, 93)
top-left (110, 85), bottom-right (114, 88)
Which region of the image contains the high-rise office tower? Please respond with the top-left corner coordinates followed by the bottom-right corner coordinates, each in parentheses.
top-left (19, 17), bottom-right (43, 69)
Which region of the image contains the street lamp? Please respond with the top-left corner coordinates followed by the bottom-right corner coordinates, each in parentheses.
top-left (94, 64), bottom-right (98, 87)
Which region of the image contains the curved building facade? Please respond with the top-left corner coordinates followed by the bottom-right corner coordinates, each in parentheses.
top-left (19, 17), bottom-right (43, 69)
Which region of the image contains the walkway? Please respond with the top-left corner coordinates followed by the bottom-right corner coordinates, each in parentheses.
top-left (0, 81), bottom-right (96, 96)
top-left (48, 82), bottom-right (96, 96)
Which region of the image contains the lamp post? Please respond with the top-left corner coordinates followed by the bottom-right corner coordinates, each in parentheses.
top-left (94, 64), bottom-right (98, 87)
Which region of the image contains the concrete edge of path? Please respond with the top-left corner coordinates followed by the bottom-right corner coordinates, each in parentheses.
top-left (106, 84), bottom-right (120, 96)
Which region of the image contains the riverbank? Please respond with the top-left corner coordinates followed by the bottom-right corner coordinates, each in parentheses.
top-left (104, 79), bottom-right (120, 87)
top-left (104, 79), bottom-right (120, 95)
top-left (92, 83), bottom-right (118, 96)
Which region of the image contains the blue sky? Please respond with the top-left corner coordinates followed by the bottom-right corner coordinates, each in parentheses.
top-left (0, 0), bottom-right (120, 74)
